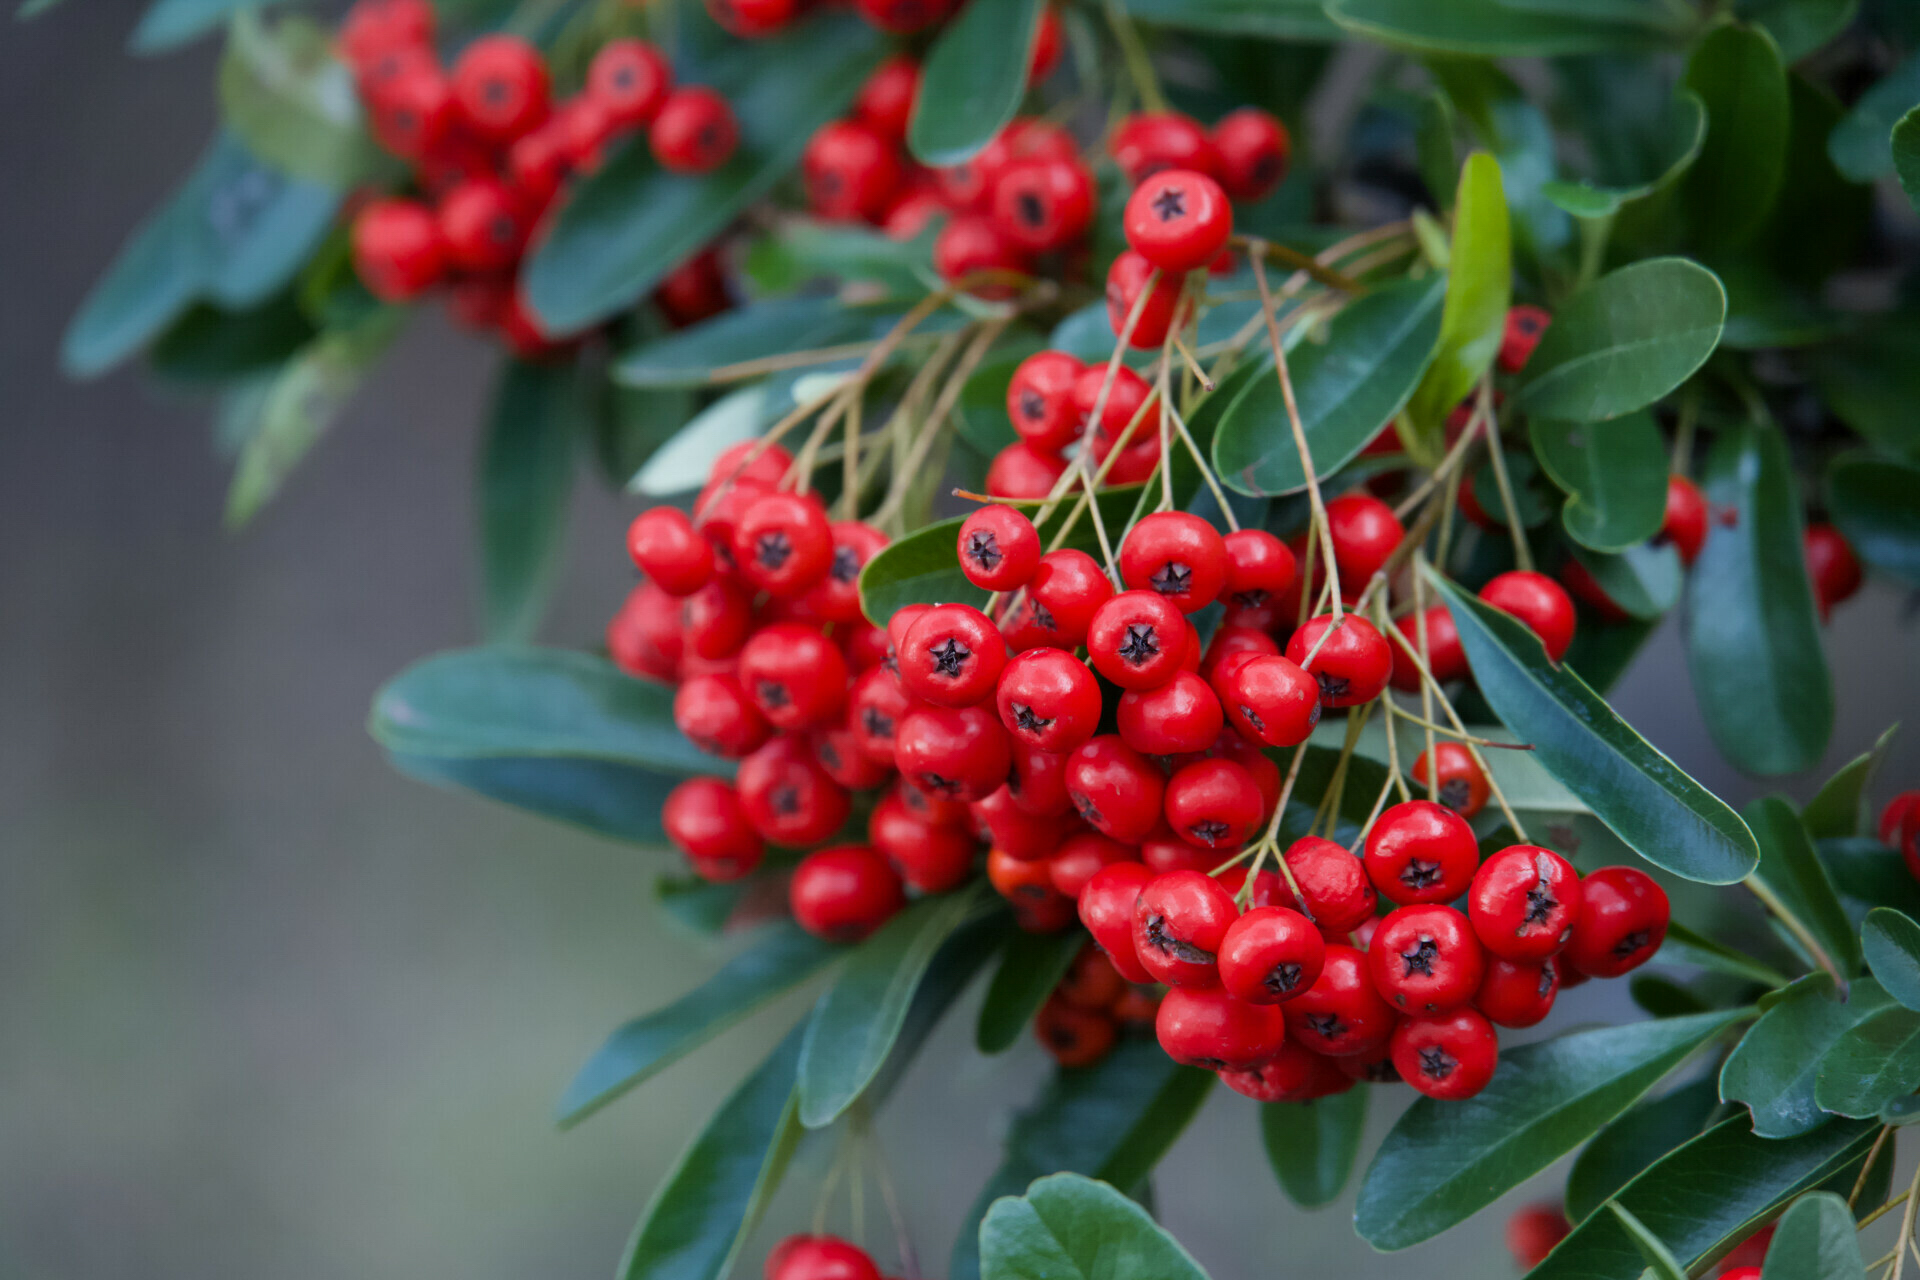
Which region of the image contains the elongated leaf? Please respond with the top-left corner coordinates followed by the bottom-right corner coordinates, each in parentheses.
top-left (1212, 273), bottom-right (1445, 495)
top-left (1817, 1004), bottom-right (1920, 1117)
top-left (1804, 724), bottom-right (1900, 841)
top-left (1632, 975), bottom-right (1709, 1018)
top-left (1565, 1076), bottom-right (1720, 1223)
top-left (1803, 323), bottom-right (1920, 462)
top-left (557, 923), bottom-right (840, 1127)
top-left (977, 930), bottom-right (1084, 1055)
top-left (1658, 921), bottom-right (1791, 988)
top-left (979, 1173), bottom-right (1211, 1280)
top-left (1687, 421), bottom-right (1832, 776)
top-left (150, 292), bottom-right (316, 384)
top-left (1738, 0), bottom-right (1857, 61)
top-left (1406, 153), bottom-right (1508, 434)
top-left (617, 1023), bottom-right (805, 1280)
top-left (1425, 57), bottom-right (1570, 278)
top-left (797, 884), bottom-right (986, 1127)
top-left (1828, 451), bottom-right (1920, 590)
top-left (1260, 1088), bottom-right (1367, 1209)
top-left (1531, 412), bottom-right (1669, 552)
top-left (1760, 1192), bottom-right (1865, 1280)
top-left (1511, 258), bottom-right (1726, 423)
top-left (1895, 108), bottom-right (1920, 216)
top-left (218, 11), bottom-right (391, 191)
top-left (1125, 0), bottom-right (1338, 37)
top-left (1863, 909), bottom-right (1920, 1011)
top-left (1427, 568), bottom-right (1758, 884)
top-left (478, 360), bottom-right (582, 643)
top-left (1680, 23), bottom-right (1790, 250)
top-left (1748, 795), bottom-right (1860, 978)
top-left (908, 0), bottom-right (1042, 167)
top-left (654, 874), bottom-right (746, 936)
top-left (1566, 543), bottom-right (1682, 621)
top-left (1544, 91), bottom-right (1706, 215)
top-left (1611, 1204), bottom-right (1686, 1280)
top-left (1326, 0), bottom-right (1683, 55)
top-left (524, 12), bottom-right (884, 333)
top-left (390, 751), bottom-right (678, 843)
top-left (1824, 838), bottom-right (1920, 921)
top-left (1883, 1094), bottom-right (1920, 1126)
top-left (616, 298), bottom-right (906, 389)
top-left (1721, 976), bottom-right (1888, 1138)
top-left (131, 0), bottom-right (283, 52)
top-left (1355, 1010), bottom-right (1747, 1250)
top-left (1829, 51), bottom-right (1920, 181)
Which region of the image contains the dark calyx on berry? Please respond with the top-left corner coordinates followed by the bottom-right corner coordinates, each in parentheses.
top-left (1117, 623), bottom-right (1160, 665)
top-left (1143, 913), bottom-right (1215, 964)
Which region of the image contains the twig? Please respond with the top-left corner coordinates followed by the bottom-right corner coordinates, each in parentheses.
top-left (1745, 874), bottom-right (1848, 996)
top-left (1477, 380), bottom-right (1534, 572)
top-left (1166, 398), bottom-right (1240, 532)
top-left (1386, 702), bottom-right (1535, 748)
top-left (1234, 234), bottom-right (1362, 293)
top-left (1853, 1126), bottom-right (1895, 1210)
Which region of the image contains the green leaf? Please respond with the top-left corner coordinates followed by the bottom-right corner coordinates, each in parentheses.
top-left (1260, 1088), bottom-right (1367, 1209)
top-left (1510, 258), bottom-right (1726, 423)
top-left (743, 221), bottom-right (933, 299)
top-left (1611, 1204), bottom-right (1687, 1280)
top-left (370, 646), bottom-right (716, 776)
top-left (979, 1173), bottom-right (1211, 1280)
top-left (1426, 568), bottom-right (1759, 885)
top-left (1565, 543), bottom-right (1683, 621)
top-left (1894, 107), bottom-right (1920, 215)
top-left (1679, 23), bottom-right (1790, 249)
top-left (1325, 0), bottom-right (1684, 55)
top-left (218, 11), bottom-right (392, 191)
top-left (1424, 59), bottom-right (1569, 263)
top-left (950, 1039), bottom-right (1215, 1280)
top-left (1737, 0), bottom-right (1858, 61)
top-left (1882, 1094), bottom-right (1920, 1126)
top-left (976, 930), bottom-right (1084, 1055)
top-left (1531, 411), bottom-right (1669, 552)
top-left (1748, 795), bottom-right (1861, 977)
top-left (1828, 51), bottom-right (1920, 182)
top-left (1632, 975), bottom-right (1710, 1018)
top-left (477, 360), bottom-right (583, 643)
top-left (654, 874), bottom-right (746, 936)
top-left (1815, 1004), bottom-right (1920, 1117)
top-left (596, 382), bottom-right (699, 485)
top-left (1720, 976), bottom-right (1889, 1138)
top-left (1658, 921), bottom-right (1791, 988)
top-left (1824, 838), bottom-right (1920, 922)
top-left (1828, 451), bottom-right (1920, 590)
top-left (1564, 1076), bottom-right (1720, 1224)
top-left (908, 0), bottom-right (1042, 167)
top-left (556, 923), bottom-right (840, 1127)
top-left (130, 0), bottom-right (283, 53)
top-left (1405, 153), bottom-right (1508, 434)
top-left (1863, 909), bottom-right (1920, 1011)
top-left (796, 884), bottom-right (986, 1128)
top-left (1686, 422), bottom-right (1833, 776)
top-left (1354, 1010), bottom-right (1748, 1250)
top-left (616, 1022), bottom-right (805, 1280)
top-left (1525, 1115), bottom-right (1879, 1280)
top-left (523, 12), bottom-right (884, 333)
top-left (389, 751), bottom-right (678, 843)
top-left (1804, 723), bottom-right (1901, 841)
top-left (1802, 320), bottom-right (1920, 462)
top-left (628, 384), bottom-right (772, 496)
top-left (1759, 1192), bottom-right (1866, 1280)
top-left (615, 298), bottom-right (907, 389)
top-left (1540, 91), bottom-right (1706, 215)
top-left (1124, 0), bottom-right (1340, 38)
top-left (1213, 273), bottom-right (1446, 495)
top-left (149, 291), bottom-right (316, 384)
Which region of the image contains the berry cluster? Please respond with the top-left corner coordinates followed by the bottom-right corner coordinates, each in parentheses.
top-left (1031, 944), bottom-right (1159, 1067)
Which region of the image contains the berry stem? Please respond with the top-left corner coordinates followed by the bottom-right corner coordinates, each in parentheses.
top-left (1392, 402), bottom-right (1486, 522)
top-left (1743, 872), bottom-right (1848, 997)
top-left (1887, 1159), bottom-right (1920, 1280)
top-left (1384, 702), bottom-right (1535, 748)
top-left (1477, 379), bottom-right (1535, 573)
top-left (1412, 564), bottom-right (1440, 802)
top-left (1232, 234), bottom-right (1361, 293)
top-left (1852, 1125), bottom-right (1895, 1210)
top-left (1101, 0), bottom-right (1167, 113)
top-left (1312, 700), bottom-right (1373, 838)
top-left (1371, 596), bottom-right (1414, 807)
top-left (1164, 397), bottom-right (1240, 532)
top-left (871, 319), bottom-right (1009, 529)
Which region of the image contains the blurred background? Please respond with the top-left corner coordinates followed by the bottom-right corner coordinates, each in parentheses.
top-left (7, 9), bottom-right (1920, 1279)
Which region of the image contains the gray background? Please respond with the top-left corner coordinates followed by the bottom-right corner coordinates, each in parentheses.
top-left (6, 8), bottom-right (1920, 1278)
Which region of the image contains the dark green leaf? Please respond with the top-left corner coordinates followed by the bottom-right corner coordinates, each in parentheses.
top-left (524, 13), bottom-right (884, 333)
top-left (1737, 0), bottom-right (1857, 61)
top-left (1751, 76), bottom-right (1871, 290)
top-left (654, 874), bottom-right (746, 936)
top-left (1747, 795), bottom-right (1860, 977)
top-left (557, 923), bottom-right (839, 1127)
top-left (743, 221), bottom-right (932, 298)
top-left (1212, 274), bottom-right (1445, 495)
top-left (976, 930), bottom-right (1084, 1055)
top-left (1424, 59), bottom-right (1569, 263)
top-left (1326, 0), bottom-right (1684, 55)
top-left (908, 0), bottom-right (1042, 166)
top-left (149, 292), bottom-right (315, 384)
top-left (1802, 320), bottom-right (1920, 462)
top-left (1881, 1094), bottom-right (1920, 1125)
top-left (478, 360), bottom-right (582, 643)
top-left (1828, 451), bottom-right (1920, 590)
top-left (1895, 107), bottom-right (1920, 215)
top-left (1531, 411), bottom-right (1669, 552)
top-left (218, 11), bottom-right (392, 190)
top-left (1540, 91), bottom-right (1706, 215)
top-left (1686, 422), bottom-right (1832, 776)
top-left (1679, 23), bottom-right (1790, 249)
top-left (1260, 1088), bottom-right (1367, 1209)
top-left (1564, 1076), bottom-right (1720, 1223)
top-left (951, 330), bottom-right (1046, 457)
top-left (596, 382), bottom-right (699, 485)
top-left (1815, 1004), bottom-right (1920, 1117)
top-left (1354, 1010), bottom-right (1748, 1250)
top-left (1405, 153), bottom-right (1509, 433)
top-left (1125, 0), bottom-right (1340, 38)
top-left (1804, 723), bottom-right (1901, 841)
top-left (130, 0), bottom-right (283, 52)
top-left (1611, 1204), bottom-right (1687, 1280)
top-left (1631, 975), bottom-right (1710, 1018)
top-left (1828, 51), bottom-right (1920, 181)
top-left (1863, 909), bottom-right (1920, 1011)
top-left (1415, 90), bottom-right (1459, 210)
top-left (1469, 448), bottom-right (1557, 529)
top-left (1720, 976), bottom-right (1889, 1138)
top-left (1565, 543), bottom-right (1683, 621)
top-left (628, 384), bottom-right (774, 496)
top-left (1510, 258), bottom-right (1726, 423)
top-left (615, 298), bottom-right (905, 389)
top-left (796, 884), bottom-right (987, 1127)
top-left (389, 751), bottom-right (678, 843)
top-left (1759, 1192), bottom-right (1865, 1280)
top-left (1658, 921), bottom-right (1792, 988)
top-left (1823, 838), bottom-right (1920, 922)
top-left (867, 914), bottom-right (1006, 1106)
top-left (979, 1173), bottom-right (1211, 1280)
top-left (1427, 568), bottom-right (1759, 884)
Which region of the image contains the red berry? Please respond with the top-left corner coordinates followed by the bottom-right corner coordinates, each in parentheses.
top-left (1027, 6), bottom-right (1062, 82)
top-left (1285, 613), bottom-right (1393, 708)
top-left (1805, 522), bottom-right (1863, 620)
top-left (733, 492), bottom-right (833, 599)
top-left (1363, 799), bottom-right (1480, 906)
top-left (1034, 994), bottom-right (1117, 1067)
top-left (899, 603), bottom-right (1008, 707)
top-left (1881, 791), bottom-right (1920, 847)
top-left (1218, 906), bottom-right (1324, 1004)
top-left (1055, 943), bottom-right (1126, 1010)
top-left (1163, 757), bottom-right (1262, 850)
top-left (790, 846), bottom-right (904, 941)
top-left (993, 157), bottom-right (1096, 253)
top-left (1221, 528), bottom-right (1296, 614)
top-left (1073, 365), bottom-right (1156, 462)
top-left (1289, 944), bottom-right (1398, 1057)
top-left (855, 56), bottom-right (919, 139)
top-left (1005, 350), bottom-right (1085, 453)
top-left (351, 198), bottom-right (444, 301)
top-left (766, 1235), bottom-right (881, 1280)
top-left (1476, 955), bottom-right (1560, 1028)
top-left (1324, 492), bottom-right (1405, 588)
top-left (988, 846), bottom-right (1074, 932)
top-left (1065, 735), bottom-right (1166, 842)
top-left (1389, 604), bottom-right (1467, 692)
top-left (651, 87), bottom-right (740, 173)
top-left (451, 35), bottom-right (549, 143)
top-left (1104, 249), bottom-right (1186, 350)
top-left (1498, 304), bottom-right (1552, 372)
top-left (339, 0), bottom-right (434, 67)
top-left (1118, 672), bottom-right (1224, 757)
top-left (895, 775), bottom-right (969, 826)
top-left (1210, 107), bottom-right (1290, 201)
top-left (737, 735), bottom-right (852, 845)
top-left (803, 121), bottom-right (903, 223)
top-left (1469, 844), bottom-right (1583, 962)
top-left (707, 0), bottom-right (796, 37)
top-left (1155, 986), bottom-right (1288, 1069)
top-left (1008, 739), bottom-right (1074, 817)
top-left (1280, 836), bottom-right (1377, 933)
top-left (971, 785), bottom-right (1073, 861)
top-left (1391, 1007), bottom-right (1498, 1100)
top-left (996, 647), bottom-right (1102, 753)
top-left (1049, 831), bottom-right (1132, 900)
top-left (654, 248), bottom-right (733, 327)
top-left (675, 580), bottom-right (750, 662)
top-left (436, 177), bottom-right (530, 272)
top-left (804, 521), bottom-right (889, 625)
top-left (675, 673), bottom-right (772, 758)
top-left (738, 624), bottom-right (849, 731)
top-left (1078, 861), bottom-right (1156, 983)
top-left (1506, 1203), bottom-right (1572, 1270)
top-left (1110, 112), bottom-right (1219, 185)
top-left (587, 38), bottom-right (672, 128)
top-left (710, 440), bottom-right (794, 490)
top-left (1410, 741), bottom-right (1488, 818)
top-left (663, 777), bottom-right (765, 880)
top-left (1119, 512), bottom-right (1228, 614)
top-left (932, 214), bottom-right (1028, 295)
top-left (1480, 570), bottom-right (1577, 662)
top-left (958, 505), bottom-right (1041, 592)
top-left (811, 725), bottom-right (891, 790)
top-left (1201, 626), bottom-right (1278, 685)
top-left (894, 703), bottom-right (1010, 803)
top-left (869, 791), bottom-right (974, 893)
top-left (1369, 905), bottom-right (1486, 1014)
top-left (1217, 1040), bottom-right (1352, 1101)
top-left (627, 507), bottom-right (713, 596)
top-left (1123, 169), bottom-right (1232, 273)
top-left (608, 582), bottom-right (682, 680)
top-left (986, 441), bottom-right (1069, 500)
top-left (1223, 654), bottom-right (1321, 749)
top-left (1003, 549), bottom-right (1114, 651)
top-left (853, 0), bottom-right (952, 33)
top-left (1564, 865), bottom-right (1669, 978)
top-left (1087, 589), bottom-right (1188, 690)
top-left (1661, 474), bottom-right (1708, 567)
top-left (1133, 869), bottom-right (1237, 987)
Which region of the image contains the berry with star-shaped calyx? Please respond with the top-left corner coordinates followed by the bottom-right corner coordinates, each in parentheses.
top-left (1004, 349), bottom-right (1085, 452)
top-left (958, 504), bottom-right (1041, 592)
top-left (1285, 613), bottom-right (1392, 709)
top-left (736, 736), bottom-right (851, 846)
top-left (1162, 757), bottom-right (1262, 851)
top-left (737, 624), bottom-right (849, 732)
top-left (995, 647), bottom-right (1102, 754)
top-left (898, 602), bottom-right (1008, 707)
top-left (1218, 905), bottom-right (1325, 1005)
top-left (1087, 589), bottom-right (1188, 690)
top-left (731, 491), bottom-right (833, 600)
top-left (1469, 844), bottom-right (1583, 962)
top-left (1223, 653), bottom-right (1321, 749)
top-left (1476, 955), bottom-right (1560, 1028)
top-left (1410, 740), bottom-right (1489, 818)
top-left (1123, 168), bottom-right (1232, 272)
top-left (1368, 904), bottom-right (1486, 1014)
top-left (1077, 861), bottom-right (1157, 983)
top-left (894, 704), bottom-right (1010, 803)
top-left (1289, 944), bottom-right (1399, 1058)
top-left (1065, 735), bottom-right (1166, 842)
top-left (1391, 1007), bottom-right (1499, 1100)
top-left (1363, 799), bottom-right (1480, 906)
top-left (1119, 511), bottom-right (1228, 615)
top-left (1001, 548), bottom-right (1113, 652)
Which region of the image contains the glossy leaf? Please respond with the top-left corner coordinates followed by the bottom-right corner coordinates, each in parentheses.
top-left (1829, 51), bottom-right (1920, 181)
top-left (1427, 568), bottom-right (1759, 885)
top-left (1828, 451), bottom-right (1920, 590)
top-left (1405, 153), bottom-right (1508, 433)
top-left (1325, 0), bottom-right (1683, 55)
top-left (130, 0), bottom-right (282, 52)
top-left (654, 874), bottom-right (746, 936)
top-left (1124, 0), bottom-right (1339, 37)
top-left (1260, 1088), bottom-right (1367, 1209)
top-left (1687, 422), bottom-right (1833, 776)
top-left (797, 884), bottom-right (986, 1128)
top-left (1863, 909), bottom-right (1920, 1011)
top-left (1815, 1004), bottom-right (1920, 1117)
top-left (1564, 1076), bottom-right (1719, 1223)
top-left (1631, 976), bottom-right (1708, 1018)
top-left (617, 1023), bottom-right (805, 1280)
top-left (908, 0), bottom-right (1042, 166)
top-left (218, 11), bottom-right (391, 190)
top-left (1895, 107), bottom-right (1920, 215)
top-left (1824, 838), bottom-right (1920, 922)
top-left (978, 1173), bottom-right (1211, 1280)
top-left (389, 751), bottom-right (678, 843)
top-left (1804, 723), bottom-right (1901, 841)
top-left (1510, 258), bottom-right (1726, 423)
top-left (524, 12), bottom-right (884, 333)
top-left (743, 221), bottom-right (932, 298)
top-left (1657, 922), bottom-right (1791, 988)
top-left (976, 930), bottom-right (1084, 1055)
top-left (1760, 1192), bottom-right (1865, 1280)
top-left (1747, 795), bottom-right (1860, 978)
top-left (1354, 1010), bottom-right (1747, 1250)
top-left (556, 923), bottom-right (840, 1127)
top-left (1611, 1204), bottom-right (1686, 1280)
top-left (1721, 976), bottom-right (1888, 1138)
top-left (615, 297), bottom-right (905, 389)
top-left (1566, 543), bottom-right (1682, 621)
top-left (1213, 273), bottom-right (1445, 495)
top-left (1531, 411), bottom-right (1669, 552)
top-left (478, 360), bottom-right (582, 643)
top-left (1680, 23), bottom-right (1790, 249)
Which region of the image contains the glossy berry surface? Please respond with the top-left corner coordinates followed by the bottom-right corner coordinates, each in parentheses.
top-left (1005, 350), bottom-right (1085, 452)
top-left (996, 647), bottom-right (1102, 753)
top-left (958, 504), bottom-right (1041, 592)
top-left (627, 506), bottom-right (713, 596)
top-left (1289, 945), bottom-right (1399, 1057)
top-left (1390, 1007), bottom-right (1499, 1100)
top-left (1110, 112), bottom-right (1219, 184)
top-left (1218, 905), bottom-right (1325, 1004)
top-left (1661, 474), bottom-right (1708, 567)
top-left (1564, 865), bottom-right (1669, 978)
top-left (1210, 107), bottom-right (1290, 201)
top-left (1087, 590), bottom-right (1189, 690)
top-left (1390, 605), bottom-right (1467, 691)
top-left (587, 38), bottom-right (672, 127)
top-left (674, 673), bottom-right (770, 758)
top-left (789, 846), bottom-right (904, 942)
top-left (893, 704), bottom-right (1010, 803)
top-left (1220, 528), bottom-right (1296, 617)
top-left (1154, 986), bottom-right (1288, 1070)
top-left (1162, 757), bottom-right (1262, 850)
top-left (1282, 836), bottom-right (1379, 932)
top-left (1117, 671), bottom-right (1223, 757)
top-left (733, 492), bottom-right (833, 598)
top-left (1505, 1204), bottom-right (1572, 1270)
top-left (1122, 168), bottom-right (1233, 272)
top-left (663, 777), bottom-right (764, 880)
top-left (1008, 550), bottom-right (1114, 651)
top-left (1480, 570), bottom-right (1577, 662)
top-left (1805, 522), bottom-right (1863, 620)
top-left (899, 603), bottom-right (1007, 708)
top-left (802, 121), bottom-right (902, 223)
top-left (1498, 304), bottom-right (1551, 372)
top-left (993, 158), bottom-right (1095, 252)
top-left (738, 624), bottom-right (848, 731)
top-left (1285, 614), bottom-right (1392, 708)
top-left (1223, 653), bottom-right (1321, 748)
top-left (1077, 861), bottom-right (1156, 983)
top-left (1410, 741), bottom-right (1488, 817)
top-left (651, 87), bottom-right (740, 173)
top-left (736, 736), bottom-right (851, 845)
top-left (450, 35), bottom-right (549, 142)
top-left (1105, 249), bottom-right (1185, 349)
top-left (1363, 800), bottom-right (1480, 905)
top-left (1469, 844), bottom-right (1582, 962)
top-left (1476, 955), bottom-right (1559, 1028)
top-left (1324, 492), bottom-right (1405, 588)
top-left (1065, 736), bottom-right (1165, 842)
top-left (1133, 869), bottom-right (1238, 987)
top-left (1368, 905), bottom-right (1486, 1014)
top-left (1119, 511), bottom-right (1228, 614)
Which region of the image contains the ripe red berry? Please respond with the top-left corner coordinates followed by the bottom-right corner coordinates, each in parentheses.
top-left (608, 582), bottom-right (682, 680)
top-left (1469, 844), bottom-right (1583, 962)
top-left (587, 38), bottom-right (672, 127)
top-left (1506, 1203), bottom-right (1572, 1270)
top-left (1105, 249), bottom-right (1187, 349)
top-left (1480, 570), bottom-right (1577, 662)
top-left (1881, 791), bottom-right (1920, 847)
top-left (789, 846), bottom-right (905, 941)
top-left (1661, 474), bottom-right (1708, 567)
top-left (1223, 654), bottom-right (1321, 748)
top-left (804, 521), bottom-right (889, 625)
top-left (1201, 626), bottom-right (1277, 685)
top-left (996, 647), bottom-right (1103, 753)
top-left (1389, 604), bottom-right (1467, 692)
top-left (674, 672), bottom-right (771, 758)
top-left (1218, 905), bottom-right (1325, 1004)
top-left (450, 35), bottom-right (550, 143)
top-left (855, 56), bottom-right (920, 140)
top-left (1078, 861), bottom-right (1156, 983)
top-left (1155, 986), bottom-right (1288, 1070)
top-left (895, 775), bottom-right (969, 826)
top-left (932, 214), bottom-right (1028, 294)
top-left (1110, 112), bottom-right (1219, 185)
top-left (655, 248), bottom-right (733, 327)
top-left (351, 198), bottom-right (445, 301)
top-left (737, 735), bottom-right (852, 845)
top-left (1410, 741), bottom-right (1489, 818)
top-left (1123, 169), bottom-right (1233, 272)
top-left (1008, 739), bottom-right (1074, 817)
top-left (732, 493), bottom-right (832, 598)
top-left (1034, 995), bottom-right (1117, 1067)
top-left (853, 0), bottom-right (952, 33)
top-left (627, 506), bottom-right (713, 596)
top-left (1027, 6), bottom-right (1063, 82)
top-left (339, 0), bottom-right (434, 67)
top-left (1282, 836), bottom-right (1378, 933)
top-left (1805, 522), bottom-right (1863, 621)
top-left (971, 785), bottom-right (1073, 861)
top-left (1363, 799), bottom-right (1480, 906)
top-left (1065, 735), bottom-right (1166, 842)
top-left (811, 726), bottom-right (891, 791)
top-left (706, 0), bottom-right (797, 37)
top-left (1324, 492), bottom-right (1405, 587)
top-left (1476, 955), bottom-right (1560, 1028)
top-left (1564, 865), bottom-right (1669, 978)
top-left (738, 624), bottom-right (849, 731)
top-left (1498, 304), bottom-right (1552, 372)
top-left (988, 846), bottom-right (1075, 932)
top-left (1221, 528), bottom-right (1296, 614)
top-left (1369, 905), bottom-right (1486, 1014)
top-left (1073, 364), bottom-right (1156, 461)
top-left (899, 603), bottom-right (1008, 707)
top-left (436, 177), bottom-right (530, 272)
top-left (959, 504), bottom-right (1041, 592)
top-left (1003, 549), bottom-right (1114, 651)
top-left (366, 61), bottom-right (456, 160)
top-left (1049, 831), bottom-right (1132, 900)
top-left (1087, 590), bottom-right (1188, 690)
top-left (1217, 1040), bottom-right (1352, 1102)
top-left (1005, 350), bottom-right (1086, 453)
top-left (663, 777), bottom-right (765, 880)
top-left (1055, 943), bottom-right (1126, 1010)
top-left (986, 441), bottom-right (1069, 500)
top-left (993, 158), bottom-right (1095, 253)
top-left (1289, 944), bottom-right (1398, 1057)
top-left (803, 121), bottom-right (903, 223)
top-left (1119, 512), bottom-right (1229, 614)
top-left (710, 439), bottom-right (793, 488)
top-left (651, 87), bottom-right (740, 173)
top-left (1134, 869), bottom-right (1237, 987)
top-left (1163, 757), bottom-right (1262, 850)
top-left (1391, 1007), bottom-right (1498, 1100)
top-left (894, 703), bottom-right (1011, 803)
top-left (1210, 107), bottom-right (1290, 201)
top-left (766, 1235), bottom-right (882, 1280)
top-left (1118, 671), bottom-right (1224, 757)
top-left (869, 790), bottom-right (974, 893)
top-left (1285, 613), bottom-right (1393, 708)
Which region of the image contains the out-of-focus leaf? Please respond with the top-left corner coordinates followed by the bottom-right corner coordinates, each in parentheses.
top-left (1758, 1192), bottom-right (1866, 1280)
top-left (218, 11), bottom-right (392, 190)
top-left (1564, 1076), bottom-right (1719, 1223)
top-left (976, 930), bottom-right (1084, 1055)
top-left (478, 359), bottom-right (583, 643)
top-left (908, 0), bottom-right (1043, 167)
top-left (627, 384), bottom-right (773, 496)
top-left (1531, 411), bottom-right (1669, 552)
top-left (1611, 1204), bottom-right (1687, 1280)
top-left (1828, 51), bottom-right (1920, 181)
top-left (1261, 1088), bottom-right (1367, 1209)
top-left (1657, 922), bottom-right (1792, 988)
top-left (1747, 795), bottom-right (1860, 978)
top-left (149, 291), bottom-right (316, 384)
top-left (1565, 543), bottom-right (1682, 621)
top-left (1540, 91), bottom-right (1705, 217)
top-left (1828, 451), bottom-right (1920, 590)
top-left (1126, 0), bottom-right (1340, 38)
top-left (1895, 107), bottom-right (1920, 215)
top-left (130, 0), bottom-right (284, 53)
top-left (1803, 723), bottom-right (1900, 841)
top-left (616, 297), bottom-right (910, 389)
top-left (1751, 76), bottom-right (1871, 289)
top-left (1326, 0), bottom-right (1685, 55)
top-left (1405, 153), bottom-right (1508, 434)
top-left (388, 751), bottom-right (679, 844)
top-left (1824, 838), bottom-right (1920, 922)
top-left (1803, 320), bottom-right (1920, 462)
top-left (1679, 24), bottom-right (1790, 249)
top-left (743, 222), bottom-right (934, 298)
top-left (1862, 908), bottom-right (1920, 1011)
top-left (978, 1173), bottom-right (1212, 1280)
top-left (1737, 0), bottom-right (1858, 60)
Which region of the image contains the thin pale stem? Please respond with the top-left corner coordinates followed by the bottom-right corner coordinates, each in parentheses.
top-left (707, 339), bottom-right (901, 383)
top-left (870, 319), bottom-right (1007, 527)
top-left (1744, 874), bottom-right (1848, 994)
top-left (1172, 330), bottom-right (1213, 391)
top-left (1166, 399), bottom-right (1240, 532)
top-left (1372, 598), bottom-right (1413, 811)
top-left (1413, 568), bottom-right (1439, 803)
top-left (1393, 406), bottom-right (1486, 522)
top-left (1889, 1161), bottom-right (1920, 1280)
top-left (1478, 380), bottom-right (1534, 573)
top-left (1854, 1126), bottom-right (1896, 1210)
top-left (1102, 0), bottom-right (1166, 112)
top-left (1233, 234), bottom-right (1361, 292)
top-left (1386, 702), bottom-right (1535, 748)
